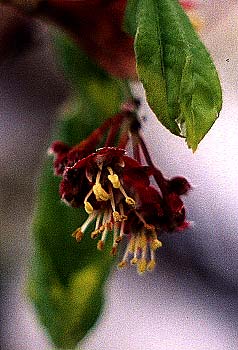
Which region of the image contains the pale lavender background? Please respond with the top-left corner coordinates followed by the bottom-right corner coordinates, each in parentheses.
top-left (0, 1), bottom-right (238, 349)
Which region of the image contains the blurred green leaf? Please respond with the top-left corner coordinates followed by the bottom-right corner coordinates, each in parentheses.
top-left (54, 32), bottom-right (131, 119)
top-left (28, 33), bottom-right (129, 349)
top-left (124, 0), bottom-right (140, 37)
top-left (134, 0), bottom-right (222, 151)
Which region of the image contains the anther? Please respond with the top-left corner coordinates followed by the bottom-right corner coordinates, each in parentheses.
top-left (121, 214), bottom-right (127, 221)
top-left (110, 246), bottom-right (117, 256)
top-left (119, 185), bottom-right (136, 207)
top-left (84, 201), bottom-right (94, 214)
top-left (130, 257), bottom-right (138, 265)
top-left (106, 221), bottom-right (113, 230)
top-left (107, 167), bottom-right (121, 188)
top-left (137, 259), bottom-right (147, 274)
top-left (108, 173), bottom-right (121, 188)
top-left (138, 233), bottom-right (147, 249)
top-left (99, 225), bottom-right (105, 232)
top-left (97, 240), bottom-right (104, 251)
top-left (125, 197), bottom-right (136, 207)
top-left (113, 211), bottom-right (121, 222)
top-left (147, 260), bottom-right (156, 271)
top-left (145, 223), bottom-right (155, 231)
top-left (151, 239), bottom-right (162, 251)
top-left (128, 237), bottom-right (136, 253)
top-left (93, 183), bottom-right (110, 201)
top-left (118, 260), bottom-right (127, 269)
top-left (115, 236), bottom-right (122, 244)
top-left (91, 230), bottom-right (100, 239)
top-left (72, 228), bottom-right (84, 242)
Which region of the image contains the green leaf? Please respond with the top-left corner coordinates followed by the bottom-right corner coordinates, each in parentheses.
top-left (134, 0), bottom-right (222, 151)
top-left (124, 0), bottom-right (140, 37)
top-left (28, 33), bottom-right (129, 349)
top-left (54, 32), bottom-right (131, 119)
top-left (28, 107), bottom-right (113, 349)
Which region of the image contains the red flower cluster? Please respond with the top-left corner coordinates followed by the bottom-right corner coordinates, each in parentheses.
top-left (50, 105), bottom-right (190, 273)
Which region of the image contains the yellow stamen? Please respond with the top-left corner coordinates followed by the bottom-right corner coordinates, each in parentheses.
top-left (133, 235), bottom-right (140, 260)
top-left (93, 183), bottom-right (110, 201)
top-left (130, 257), bottom-right (138, 265)
top-left (112, 223), bottom-right (119, 244)
top-left (97, 240), bottom-right (104, 251)
top-left (108, 174), bottom-right (120, 188)
top-left (151, 239), bottom-right (162, 251)
top-left (106, 221), bottom-right (113, 230)
top-left (115, 236), bottom-right (122, 244)
top-left (128, 236), bottom-right (136, 253)
top-left (113, 211), bottom-right (121, 222)
top-left (119, 203), bottom-right (127, 221)
top-left (119, 184), bottom-right (136, 207)
top-left (137, 259), bottom-right (147, 274)
top-left (147, 260), bottom-right (156, 272)
top-left (99, 224), bottom-right (105, 232)
top-left (118, 260), bottom-right (127, 269)
top-left (93, 213), bottom-right (102, 232)
top-left (107, 167), bottom-right (121, 188)
top-left (110, 246), bottom-right (117, 256)
top-left (108, 186), bottom-right (120, 224)
top-left (83, 188), bottom-right (94, 213)
top-left (84, 201), bottom-right (94, 214)
top-left (79, 212), bottom-right (97, 234)
top-left (145, 223), bottom-right (155, 231)
top-left (72, 228), bottom-right (84, 242)
top-left (91, 230), bottom-right (100, 239)
top-left (138, 233), bottom-right (147, 249)
top-left (125, 197), bottom-right (136, 207)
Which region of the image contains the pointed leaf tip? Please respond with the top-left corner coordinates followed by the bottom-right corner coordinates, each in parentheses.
top-left (134, 0), bottom-right (222, 150)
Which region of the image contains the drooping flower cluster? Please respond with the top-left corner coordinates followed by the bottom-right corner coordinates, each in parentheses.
top-left (50, 102), bottom-right (190, 273)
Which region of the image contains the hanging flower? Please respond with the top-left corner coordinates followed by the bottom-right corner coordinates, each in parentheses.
top-left (50, 103), bottom-right (191, 273)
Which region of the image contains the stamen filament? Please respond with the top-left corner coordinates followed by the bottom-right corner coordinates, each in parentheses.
top-left (84, 188), bottom-right (94, 213)
top-left (97, 210), bottom-right (111, 251)
top-left (81, 212), bottom-right (97, 233)
top-left (119, 184), bottom-right (135, 207)
top-left (84, 188), bottom-right (93, 203)
top-left (118, 236), bottom-right (133, 269)
top-left (110, 225), bottom-right (120, 256)
top-left (95, 213), bottom-right (102, 231)
top-left (96, 169), bottom-right (102, 183)
top-left (91, 213), bottom-right (103, 239)
top-left (147, 250), bottom-right (156, 272)
top-left (151, 239), bottom-right (163, 251)
top-left (137, 240), bottom-right (148, 274)
top-left (73, 212), bottom-right (97, 242)
top-left (119, 203), bottom-right (127, 220)
top-left (109, 191), bottom-right (115, 212)
top-left (135, 211), bottom-right (147, 226)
